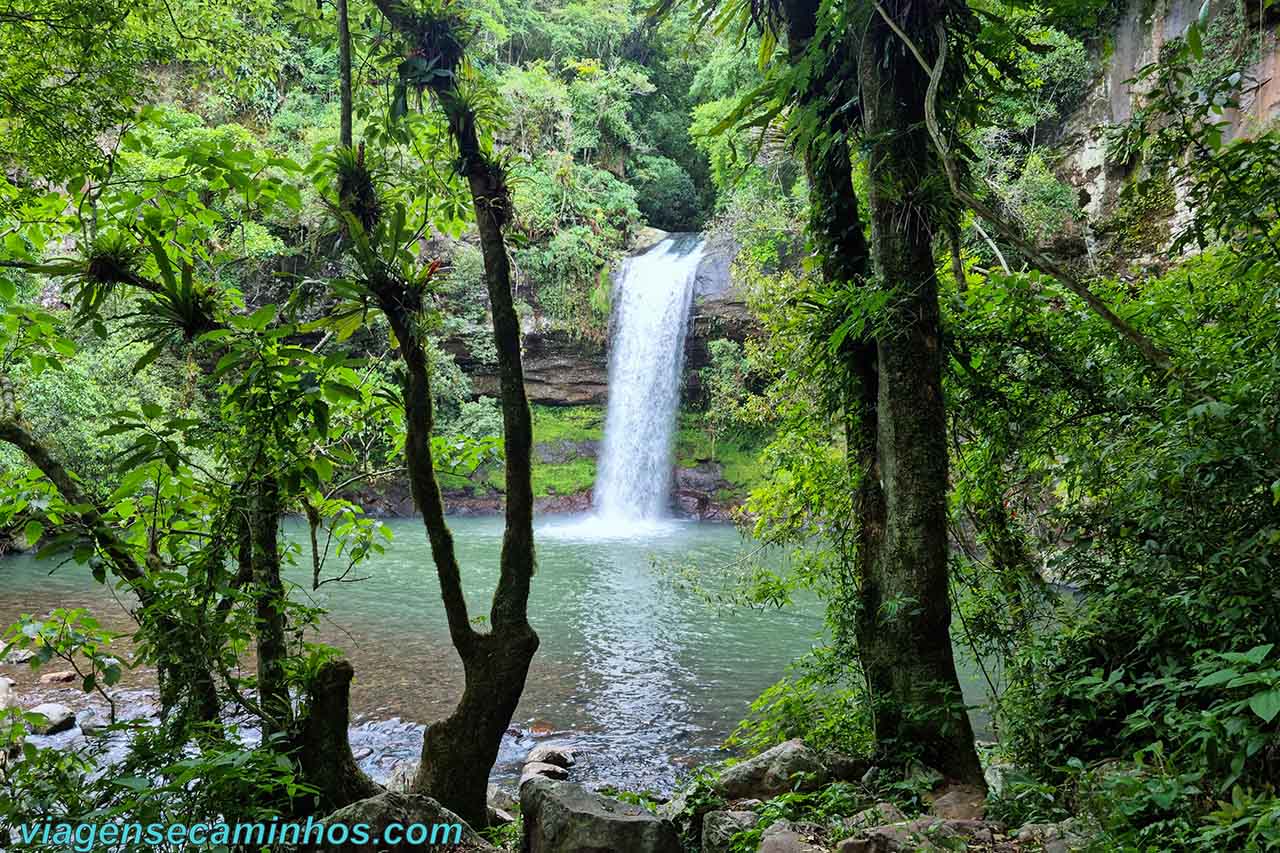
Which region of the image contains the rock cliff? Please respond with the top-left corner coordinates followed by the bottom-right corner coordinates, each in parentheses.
top-left (448, 228), bottom-right (750, 407)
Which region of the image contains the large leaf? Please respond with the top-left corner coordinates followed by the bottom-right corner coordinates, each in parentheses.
top-left (1248, 689), bottom-right (1280, 724)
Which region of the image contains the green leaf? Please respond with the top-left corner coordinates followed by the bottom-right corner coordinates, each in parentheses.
top-left (132, 341), bottom-right (166, 374)
top-left (1243, 644), bottom-right (1274, 665)
top-left (1196, 668), bottom-right (1239, 688)
top-left (312, 456), bottom-right (334, 482)
top-left (323, 381), bottom-right (361, 403)
top-left (23, 520), bottom-right (43, 545)
top-left (1186, 22), bottom-right (1203, 60)
top-left (392, 83), bottom-right (409, 120)
top-left (147, 234), bottom-right (177, 289)
top-left (248, 303), bottom-right (276, 330)
top-left (1248, 689), bottom-right (1280, 723)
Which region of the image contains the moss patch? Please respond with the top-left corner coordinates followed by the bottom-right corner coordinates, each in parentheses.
top-left (674, 412), bottom-right (769, 493)
top-left (1097, 171), bottom-right (1177, 258)
top-left (531, 404), bottom-right (604, 443)
top-left (442, 405), bottom-right (768, 499)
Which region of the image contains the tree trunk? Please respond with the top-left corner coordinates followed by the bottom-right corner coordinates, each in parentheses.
top-left (294, 659), bottom-right (381, 813)
top-left (406, 102), bottom-right (539, 830)
top-left (336, 0), bottom-right (352, 150)
top-left (780, 0), bottom-right (889, 742)
top-left (359, 4), bottom-right (542, 826)
top-left (249, 475), bottom-right (292, 738)
top-left (856, 0), bottom-right (983, 785)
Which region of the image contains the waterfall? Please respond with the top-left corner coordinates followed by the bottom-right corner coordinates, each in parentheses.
top-left (593, 234), bottom-right (705, 522)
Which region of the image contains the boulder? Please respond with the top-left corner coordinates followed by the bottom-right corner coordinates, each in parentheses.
top-left (75, 708), bottom-right (105, 736)
top-left (822, 750), bottom-right (872, 783)
top-left (38, 670), bottom-right (77, 686)
top-left (701, 810), bottom-right (759, 853)
top-left (930, 784), bottom-right (986, 820)
top-left (521, 760), bottom-right (570, 786)
top-left (756, 820), bottom-right (824, 853)
top-left (630, 227), bottom-right (671, 254)
top-left (27, 702), bottom-right (73, 735)
top-left (655, 785), bottom-right (722, 841)
top-left (1016, 818), bottom-right (1087, 851)
top-left (715, 739), bottom-right (827, 800)
top-left (487, 783), bottom-right (517, 812)
top-left (673, 462), bottom-right (726, 493)
top-left (521, 777), bottom-right (680, 853)
top-left (527, 719), bottom-right (558, 737)
top-left (488, 806), bottom-right (515, 826)
top-left (838, 803), bottom-right (905, 836)
top-left (526, 744), bottom-right (576, 769)
top-left (835, 818), bottom-right (1009, 853)
top-left (2, 648), bottom-right (34, 666)
top-left (303, 791), bottom-right (492, 852)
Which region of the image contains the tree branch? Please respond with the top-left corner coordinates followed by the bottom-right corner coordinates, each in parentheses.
top-left (871, 4), bottom-right (1177, 375)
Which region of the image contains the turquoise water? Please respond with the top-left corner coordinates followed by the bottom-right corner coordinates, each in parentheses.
top-left (0, 515), bottom-right (823, 789)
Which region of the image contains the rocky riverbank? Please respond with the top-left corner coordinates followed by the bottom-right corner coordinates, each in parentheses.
top-left (349, 459), bottom-right (745, 523)
top-left (344, 736), bottom-right (1089, 852)
top-left (5, 658), bottom-right (1091, 852)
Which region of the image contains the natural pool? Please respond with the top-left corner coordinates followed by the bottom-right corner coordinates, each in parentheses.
top-left (0, 514), bottom-right (824, 791)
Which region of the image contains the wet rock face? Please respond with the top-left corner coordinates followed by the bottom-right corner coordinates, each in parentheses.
top-left (535, 440), bottom-right (599, 465)
top-left (449, 329), bottom-right (609, 406)
top-left (672, 462), bottom-right (740, 522)
top-left (445, 233), bottom-right (750, 409)
top-left (521, 777), bottom-right (681, 853)
top-left (684, 285), bottom-right (754, 405)
top-left (693, 232), bottom-right (739, 299)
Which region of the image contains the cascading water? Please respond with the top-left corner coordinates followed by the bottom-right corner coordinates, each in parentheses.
top-left (592, 234), bottom-right (706, 522)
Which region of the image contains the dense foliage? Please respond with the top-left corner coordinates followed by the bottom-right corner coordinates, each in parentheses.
top-left (0, 0), bottom-right (1278, 848)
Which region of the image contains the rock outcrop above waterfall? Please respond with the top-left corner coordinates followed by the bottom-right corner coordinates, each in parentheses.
top-left (445, 329), bottom-right (609, 406)
top-left (448, 230), bottom-right (751, 408)
top-left (1045, 0), bottom-right (1278, 264)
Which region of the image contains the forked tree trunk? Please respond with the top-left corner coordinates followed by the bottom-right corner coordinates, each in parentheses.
top-left (363, 2), bottom-right (542, 828)
top-left (780, 0), bottom-right (889, 759)
top-left (856, 0), bottom-right (983, 785)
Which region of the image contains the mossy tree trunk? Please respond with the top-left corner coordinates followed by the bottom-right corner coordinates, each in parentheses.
top-left (293, 659), bottom-right (381, 814)
top-left (778, 0), bottom-right (888, 690)
top-left (247, 474), bottom-right (292, 739)
top-left (855, 0), bottom-right (983, 785)
top-left (360, 1), bottom-right (541, 828)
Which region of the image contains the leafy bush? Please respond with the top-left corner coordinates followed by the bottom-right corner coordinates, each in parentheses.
top-left (632, 154), bottom-right (701, 231)
top-left (727, 669), bottom-right (874, 759)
